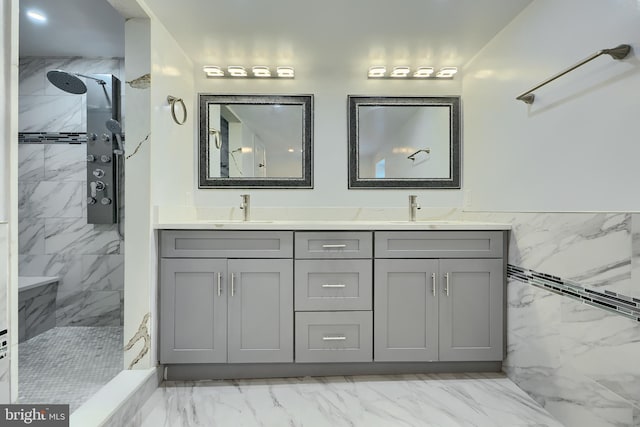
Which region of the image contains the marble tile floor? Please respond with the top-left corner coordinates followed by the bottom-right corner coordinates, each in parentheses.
top-left (139, 372), bottom-right (562, 427)
top-left (18, 326), bottom-right (123, 412)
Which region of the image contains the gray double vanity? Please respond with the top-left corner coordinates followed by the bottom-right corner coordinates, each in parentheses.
top-left (157, 223), bottom-right (509, 380)
top-left (158, 93), bottom-right (508, 379)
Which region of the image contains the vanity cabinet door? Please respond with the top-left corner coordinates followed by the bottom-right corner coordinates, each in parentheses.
top-left (374, 259), bottom-right (439, 362)
top-left (438, 259), bottom-right (503, 361)
top-left (227, 259), bottom-right (294, 363)
top-left (160, 258), bottom-right (228, 364)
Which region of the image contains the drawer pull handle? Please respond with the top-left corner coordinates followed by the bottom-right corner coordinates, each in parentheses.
top-left (322, 336), bottom-right (346, 341)
top-left (322, 244), bottom-right (347, 249)
top-left (431, 273), bottom-right (436, 296)
top-left (444, 272), bottom-right (450, 296)
top-left (217, 272), bottom-right (222, 297)
top-left (322, 284), bottom-right (346, 288)
top-left (231, 273), bottom-right (235, 297)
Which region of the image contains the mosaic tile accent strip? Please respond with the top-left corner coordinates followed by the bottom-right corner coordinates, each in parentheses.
top-left (507, 264), bottom-right (640, 322)
top-left (19, 132), bottom-right (87, 144)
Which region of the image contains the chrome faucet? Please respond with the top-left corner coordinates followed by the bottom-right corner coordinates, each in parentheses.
top-left (240, 194), bottom-right (250, 221)
top-left (409, 195), bottom-right (421, 222)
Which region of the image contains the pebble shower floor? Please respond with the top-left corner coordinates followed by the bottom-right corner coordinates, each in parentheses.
top-left (18, 326), bottom-right (123, 412)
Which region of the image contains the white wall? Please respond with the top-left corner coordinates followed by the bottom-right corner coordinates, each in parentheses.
top-left (123, 17), bottom-right (153, 370)
top-left (149, 19), bottom-right (195, 208)
top-left (190, 74), bottom-right (462, 210)
top-left (463, 0), bottom-right (640, 212)
top-left (1, 0), bottom-right (19, 402)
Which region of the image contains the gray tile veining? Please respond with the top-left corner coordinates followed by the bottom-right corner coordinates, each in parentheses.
top-left (44, 218), bottom-right (120, 255)
top-left (19, 181), bottom-right (84, 219)
top-left (44, 143), bottom-right (86, 181)
top-left (55, 290), bottom-right (121, 326)
top-left (19, 95), bottom-right (83, 132)
top-left (19, 57), bottom-right (46, 96)
top-left (139, 373), bottom-right (562, 427)
top-left (18, 144), bottom-right (45, 182)
top-left (18, 219), bottom-right (45, 255)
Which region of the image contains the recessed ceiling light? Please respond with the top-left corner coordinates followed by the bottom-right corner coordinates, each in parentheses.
top-left (26, 9), bottom-right (47, 23)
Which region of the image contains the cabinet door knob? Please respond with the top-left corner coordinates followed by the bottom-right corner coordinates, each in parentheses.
top-left (217, 272), bottom-right (222, 297)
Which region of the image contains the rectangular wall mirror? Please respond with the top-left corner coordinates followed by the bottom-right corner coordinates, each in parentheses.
top-left (348, 95), bottom-right (460, 188)
top-left (199, 94), bottom-right (313, 188)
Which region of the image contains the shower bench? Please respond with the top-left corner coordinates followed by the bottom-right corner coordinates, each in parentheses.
top-left (18, 276), bottom-right (58, 342)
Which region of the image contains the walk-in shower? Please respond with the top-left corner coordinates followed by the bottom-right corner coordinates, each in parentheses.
top-left (46, 70), bottom-right (122, 224)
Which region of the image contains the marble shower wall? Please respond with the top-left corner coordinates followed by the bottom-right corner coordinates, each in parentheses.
top-left (19, 57), bottom-right (125, 132)
top-left (18, 57), bottom-right (124, 326)
top-left (460, 211), bottom-right (640, 426)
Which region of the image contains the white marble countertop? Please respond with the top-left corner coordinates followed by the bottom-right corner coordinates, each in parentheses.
top-left (154, 220), bottom-right (511, 231)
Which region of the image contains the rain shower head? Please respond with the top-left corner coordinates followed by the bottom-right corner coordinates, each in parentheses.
top-left (46, 70), bottom-right (107, 95)
top-left (47, 70), bottom-right (87, 94)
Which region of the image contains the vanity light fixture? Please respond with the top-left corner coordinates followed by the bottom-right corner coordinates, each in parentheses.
top-left (228, 66), bottom-right (248, 77)
top-left (413, 67), bottom-right (434, 78)
top-left (203, 65), bottom-right (295, 79)
top-left (390, 66), bottom-right (411, 78)
top-left (252, 66), bottom-right (271, 77)
top-left (276, 67), bottom-right (295, 78)
top-left (203, 66), bottom-right (224, 77)
top-left (435, 67), bottom-right (458, 78)
top-left (367, 66), bottom-right (458, 79)
top-left (368, 66), bottom-right (387, 78)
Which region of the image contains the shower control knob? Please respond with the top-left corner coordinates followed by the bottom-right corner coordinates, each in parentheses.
top-left (101, 134), bottom-right (111, 142)
top-left (100, 155), bottom-right (112, 163)
top-left (87, 133), bottom-right (97, 141)
top-left (95, 181), bottom-right (105, 190)
top-left (87, 154), bottom-right (95, 162)
top-left (101, 197), bottom-right (112, 205)
top-left (87, 197), bottom-right (97, 205)
top-left (93, 169), bottom-right (105, 178)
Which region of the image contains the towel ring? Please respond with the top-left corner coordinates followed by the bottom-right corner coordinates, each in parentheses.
top-left (167, 95), bottom-right (187, 125)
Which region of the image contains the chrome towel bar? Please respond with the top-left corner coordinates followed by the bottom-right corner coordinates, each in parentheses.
top-left (516, 44), bottom-right (631, 104)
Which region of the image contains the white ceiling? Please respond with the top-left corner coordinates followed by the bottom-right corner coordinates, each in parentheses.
top-left (19, 0), bottom-right (125, 57)
top-left (143, 0), bottom-right (533, 76)
top-left (18, 0), bottom-right (532, 74)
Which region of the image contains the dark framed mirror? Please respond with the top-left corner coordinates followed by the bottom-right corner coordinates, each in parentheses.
top-left (348, 95), bottom-right (460, 189)
top-left (199, 94), bottom-right (313, 188)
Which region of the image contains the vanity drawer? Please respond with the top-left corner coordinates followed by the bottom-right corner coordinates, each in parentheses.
top-left (295, 311), bottom-right (372, 363)
top-left (295, 260), bottom-right (372, 311)
top-left (160, 230), bottom-right (293, 258)
top-left (294, 232), bottom-right (372, 259)
top-left (375, 231), bottom-right (504, 259)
